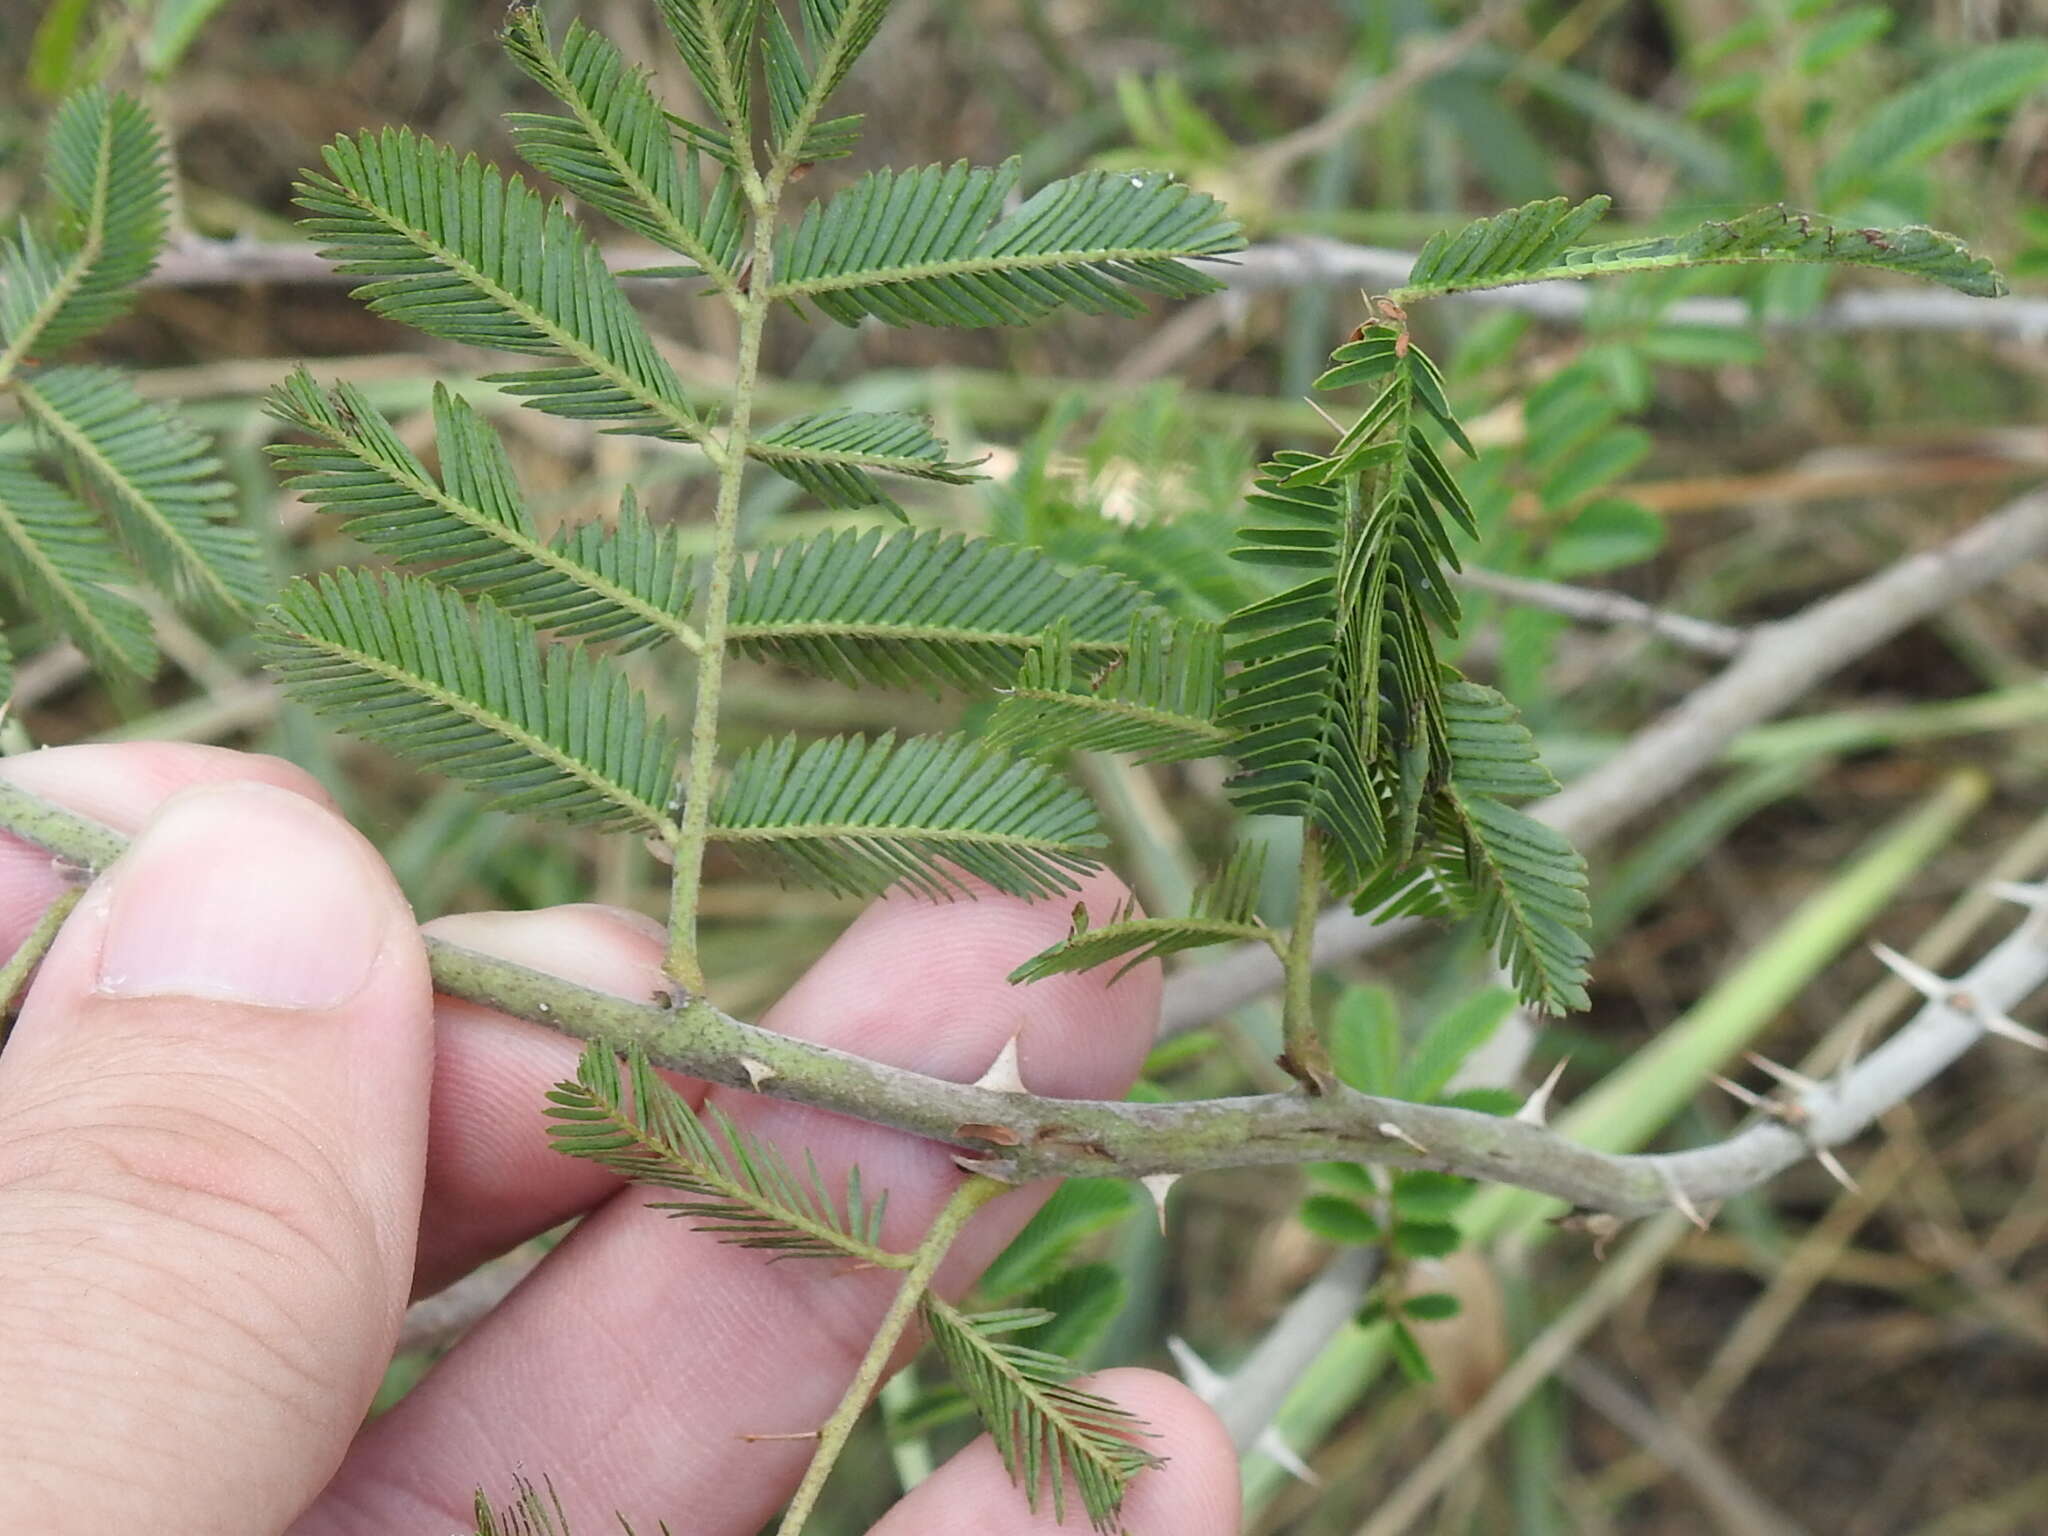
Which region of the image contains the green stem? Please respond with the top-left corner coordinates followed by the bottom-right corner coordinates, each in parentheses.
top-left (664, 169), bottom-right (782, 992)
top-left (1, 883), bottom-right (83, 1044)
top-left (777, 1175), bottom-right (1005, 1536)
top-left (1280, 824), bottom-right (1335, 1092)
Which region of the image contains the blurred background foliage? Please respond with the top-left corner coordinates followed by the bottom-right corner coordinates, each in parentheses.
top-left (6, 1), bottom-right (2048, 1531)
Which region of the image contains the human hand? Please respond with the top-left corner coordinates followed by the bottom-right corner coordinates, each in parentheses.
top-left (0, 744), bottom-right (1237, 1534)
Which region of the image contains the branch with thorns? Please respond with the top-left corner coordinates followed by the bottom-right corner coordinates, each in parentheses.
top-left (3, 782), bottom-right (2043, 1235)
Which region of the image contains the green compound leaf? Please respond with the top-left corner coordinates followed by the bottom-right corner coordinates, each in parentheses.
top-left (268, 371), bottom-right (698, 652)
top-left (768, 158), bottom-right (1243, 327)
top-left (0, 455), bottom-right (154, 677)
top-left (984, 612), bottom-right (1232, 764)
top-left (710, 731), bottom-right (1104, 900)
top-left (17, 364), bottom-right (264, 615)
top-left (1008, 842), bottom-right (1271, 985)
top-left (294, 127), bottom-right (711, 445)
top-left (727, 526), bottom-right (1150, 692)
top-left (922, 1296), bottom-right (1161, 1533)
top-left (504, 9), bottom-right (745, 286)
top-left (1396, 194), bottom-right (2006, 301)
top-left (0, 87), bottom-right (168, 367)
top-left (262, 570), bottom-right (681, 837)
top-left (748, 406), bottom-right (983, 513)
top-left (547, 1043), bottom-right (893, 1264)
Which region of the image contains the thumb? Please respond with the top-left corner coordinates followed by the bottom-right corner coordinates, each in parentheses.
top-left (0, 782), bottom-right (432, 1534)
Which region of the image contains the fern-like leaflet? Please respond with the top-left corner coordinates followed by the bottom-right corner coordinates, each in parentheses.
top-left (268, 370), bottom-right (699, 652)
top-left (1395, 194), bottom-right (2006, 301)
top-left (1350, 681), bottom-right (1593, 1012)
top-left (770, 158), bottom-right (1243, 326)
top-left (505, 8), bottom-right (745, 289)
top-left (263, 571), bottom-right (682, 837)
top-left (984, 612), bottom-right (1231, 763)
top-left (1010, 843), bottom-right (1275, 983)
top-left (727, 526), bottom-right (1151, 691)
top-left (548, 1044), bottom-right (895, 1264)
top-left (0, 88), bottom-right (263, 688)
top-left (710, 732), bottom-right (1104, 899)
top-left (921, 1297), bottom-right (1162, 1532)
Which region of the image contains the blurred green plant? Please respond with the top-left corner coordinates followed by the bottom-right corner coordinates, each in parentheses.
top-left (0, 86), bottom-right (264, 696)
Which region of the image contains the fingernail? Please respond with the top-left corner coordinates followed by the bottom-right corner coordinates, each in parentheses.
top-left (95, 784), bottom-right (387, 1009)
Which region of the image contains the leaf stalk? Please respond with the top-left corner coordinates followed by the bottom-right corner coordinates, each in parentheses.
top-left (665, 157), bottom-right (782, 989)
top-left (1281, 824), bottom-right (1337, 1093)
top-left (775, 1174), bottom-right (1004, 1535)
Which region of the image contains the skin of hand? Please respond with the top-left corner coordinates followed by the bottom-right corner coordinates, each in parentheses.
top-left (0, 744), bottom-right (1239, 1534)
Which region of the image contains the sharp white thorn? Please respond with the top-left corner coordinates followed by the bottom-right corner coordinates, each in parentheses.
top-left (1514, 1058), bottom-right (1569, 1126)
top-left (1660, 1167), bottom-right (1710, 1232)
top-left (1981, 1010), bottom-right (2048, 1051)
top-left (1255, 1427), bottom-right (1323, 1488)
top-left (738, 1056), bottom-right (779, 1091)
top-left (1814, 1146), bottom-right (1860, 1193)
top-left (1140, 1173), bottom-right (1180, 1233)
top-left (1378, 1121), bottom-right (1428, 1155)
top-left (1305, 397), bottom-right (1344, 433)
top-left (1165, 1335), bottom-right (1226, 1401)
top-left (1869, 942), bottom-right (1955, 1005)
top-left (972, 1035), bottom-right (1028, 1095)
top-left (1987, 880), bottom-right (2048, 910)
top-left (1711, 1074), bottom-right (1773, 1112)
top-left (1744, 1052), bottom-right (1821, 1095)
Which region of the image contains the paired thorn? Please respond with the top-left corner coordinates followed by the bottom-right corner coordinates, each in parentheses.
top-left (972, 1034), bottom-right (1028, 1095)
top-left (1658, 1167), bottom-right (1711, 1232)
top-left (1869, 941), bottom-right (1954, 1006)
top-left (1139, 1173), bottom-right (1179, 1234)
top-left (1870, 941), bottom-right (2048, 1049)
top-left (1514, 1058), bottom-right (1569, 1126)
top-left (1814, 1146), bottom-right (1860, 1194)
top-left (1743, 1051), bottom-right (1821, 1096)
top-left (1981, 1009), bottom-right (2048, 1051)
